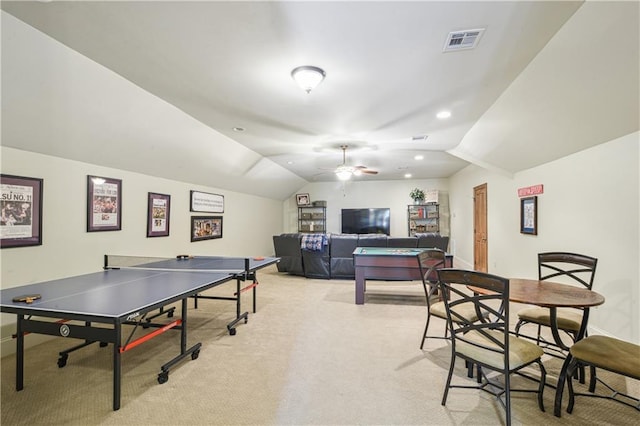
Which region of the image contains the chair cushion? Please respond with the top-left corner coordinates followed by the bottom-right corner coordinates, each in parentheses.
top-left (457, 330), bottom-right (544, 371)
top-left (570, 335), bottom-right (640, 381)
top-left (431, 301), bottom-right (485, 323)
top-left (517, 307), bottom-right (583, 332)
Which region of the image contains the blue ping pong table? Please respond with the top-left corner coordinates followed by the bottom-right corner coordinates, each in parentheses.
top-left (0, 254), bottom-right (279, 410)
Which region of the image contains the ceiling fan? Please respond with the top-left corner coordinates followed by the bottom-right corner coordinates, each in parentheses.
top-left (334, 145), bottom-right (378, 180)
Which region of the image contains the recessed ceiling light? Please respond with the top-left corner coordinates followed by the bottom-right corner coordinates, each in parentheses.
top-left (437, 110), bottom-right (451, 119)
top-left (287, 161), bottom-right (294, 165)
top-left (414, 155), bottom-right (424, 160)
top-left (404, 173), bottom-right (412, 178)
top-left (233, 127), bottom-right (245, 132)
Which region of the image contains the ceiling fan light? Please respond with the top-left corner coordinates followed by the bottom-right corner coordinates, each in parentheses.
top-left (335, 167), bottom-right (352, 180)
top-left (291, 66), bottom-right (326, 93)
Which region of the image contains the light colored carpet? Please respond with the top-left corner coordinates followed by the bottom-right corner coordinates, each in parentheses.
top-left (1, 265), bottom-right (638, 425)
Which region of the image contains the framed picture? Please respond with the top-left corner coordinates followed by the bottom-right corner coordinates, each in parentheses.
top-left (296, 193), bottom-right (310, 206)
top-left (147, 192), bottom-right (171, 237)
top-left (87, 175), bottom-right (122, 232)
top-left (190, 190), bottom-right (224, 213)
top-left (520, 196), bottom-right (538, 235)
top-left (191, 216), bottom-right (223, 242)
top-left (1, 174), bottom-right (43, 248)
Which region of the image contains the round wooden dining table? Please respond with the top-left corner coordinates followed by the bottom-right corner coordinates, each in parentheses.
top-left (469, 278), bottom-right (605, 351)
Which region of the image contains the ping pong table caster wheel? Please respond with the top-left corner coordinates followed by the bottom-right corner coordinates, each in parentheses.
top-left (157, 372), bottom-right (169, 384)
top-left (229, 328), bottom-right (236, 336)
top-left (191, 350), bottom-right (200, 360)
top-left (57, 354), bottom-right (68, 368)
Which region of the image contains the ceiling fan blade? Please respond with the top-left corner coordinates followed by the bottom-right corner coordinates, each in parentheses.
top-left (361, 169), bottom-right (378, 174)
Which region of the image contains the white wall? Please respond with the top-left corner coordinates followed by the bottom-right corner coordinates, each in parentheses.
top-left (284, 179), bottom-right (451, 237)
top-left (0, 147), bottom-right (284, 353)
top-left (449, 132), bottom-right (640, 343)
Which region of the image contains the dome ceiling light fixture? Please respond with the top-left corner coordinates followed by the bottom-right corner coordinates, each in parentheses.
top-left (291, 65), bottom-right (326, 93)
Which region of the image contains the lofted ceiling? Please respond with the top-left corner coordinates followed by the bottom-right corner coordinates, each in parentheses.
top-left (1, 1), bottom-right (638, 200)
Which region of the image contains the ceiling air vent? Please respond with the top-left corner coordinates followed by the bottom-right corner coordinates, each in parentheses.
top-left (443, 28), bottom-right (485, 52)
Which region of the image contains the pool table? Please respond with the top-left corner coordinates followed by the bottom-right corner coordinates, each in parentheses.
top-left (352, 247), bottom-right (453, 304)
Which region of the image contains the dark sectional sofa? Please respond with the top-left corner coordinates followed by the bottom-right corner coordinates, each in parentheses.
top-left (272, 233), bottom-right (450, 279)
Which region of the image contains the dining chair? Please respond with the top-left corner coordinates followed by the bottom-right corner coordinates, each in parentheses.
top-left (515, 252), bottom-right (598, 353)
top-left (417, 249), bottom-right (449, 348)
top-left (554, 335), bottom-right (640, 417)
top-left (437, 269), bottom-right (546, 426)
top-left (417, 249), bottom-right (486, 349)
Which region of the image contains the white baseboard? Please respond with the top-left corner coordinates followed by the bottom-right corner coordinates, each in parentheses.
top-left (452, 256), bottom-right (473, 269)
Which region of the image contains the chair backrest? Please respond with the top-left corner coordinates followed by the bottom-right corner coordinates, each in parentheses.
top-left (417, 249), bottom-right (447, 303)
top-left (416, 233), bottom-right (450, 251)
top-left (437, 269), bottom-right (510, 367)
top-left (417, 249), bottom-right (447, 283)
top-left (417, 248), bottom-right (446, 306)
top-left (537, 252), bottom-right (597, 290)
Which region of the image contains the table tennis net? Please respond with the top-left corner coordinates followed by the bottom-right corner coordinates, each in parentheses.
top-left (104, 255), bottom-right (250, 273)
top-left (105, 255), bottom-right (174, 269)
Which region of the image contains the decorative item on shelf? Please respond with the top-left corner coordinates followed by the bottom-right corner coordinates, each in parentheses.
top-left (410, 188), bottom-right (425, 204)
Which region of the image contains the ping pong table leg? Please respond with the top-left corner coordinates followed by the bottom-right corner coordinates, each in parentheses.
top-left (180, 298), bottom-right (187, 352)
top-left (236, 277), bottom-right (241, 320)
top-left (113, 323), bottom-right (122, 411)
top-left (16, 314), bottom-right (24, 391)
top-left (252, 278), bottom-right (257, 313)
top-left (157, 298), bottom-right (201, 383)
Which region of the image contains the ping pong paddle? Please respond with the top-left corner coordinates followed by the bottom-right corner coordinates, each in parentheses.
top-left (12, 294), bottom-right (41, 304)
top-left (176, 255), bottom-right (194, 260)
top-left (253, 257), bottom-right (265, 260)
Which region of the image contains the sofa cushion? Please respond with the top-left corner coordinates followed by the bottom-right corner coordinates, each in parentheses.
top-left (272, 234), bottom-right (304, 275)
top-left (330, 234), bottom-right (359, 279)
top-left (302, 236), bottom-right (331, 279)
top-left (387, 237), bottom-right (418, 248)
top-left (357, 234), bottom-right (388, 247)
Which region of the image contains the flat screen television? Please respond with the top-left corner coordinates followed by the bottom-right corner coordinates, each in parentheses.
top-left (341, 208), bottom-right (390, 235)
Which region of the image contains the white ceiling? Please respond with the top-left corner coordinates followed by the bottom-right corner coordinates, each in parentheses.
top-left (1, 1), bottom-right (638, 200)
